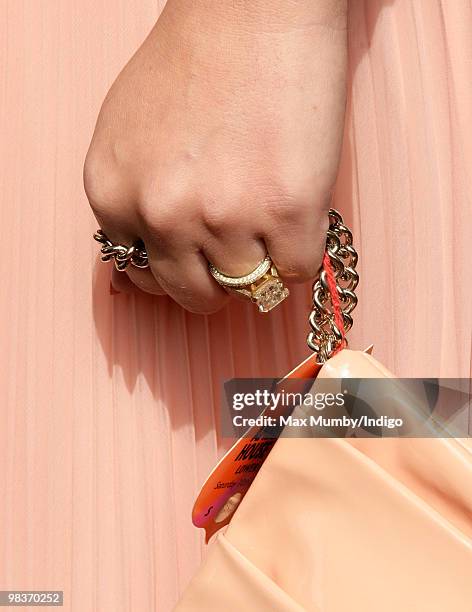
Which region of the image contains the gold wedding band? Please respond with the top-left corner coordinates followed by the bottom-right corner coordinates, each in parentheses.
top-left (209, 255), bottom-right (289, 313)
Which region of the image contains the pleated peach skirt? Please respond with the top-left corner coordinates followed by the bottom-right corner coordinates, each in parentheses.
top-left (0, 1), bottom-right (471, 611)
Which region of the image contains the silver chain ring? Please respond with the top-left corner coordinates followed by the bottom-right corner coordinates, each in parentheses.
top-left (93, 229), bottom-right (149, 271)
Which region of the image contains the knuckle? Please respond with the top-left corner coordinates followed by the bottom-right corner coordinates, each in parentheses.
top-left (262, 181), bottom-right (331, 226)
top-left (280, 255), bottom-right (320, 282)
top-left (186, 296), bottom-right (229, 315)
top-left (126, 270), bottom-right (165, 295)
top-left (160, 277), bottom-right (229, 315)
top-left (268, 228), bottom-right (323, 281)
top-left (83, 147), bottom-right (128, 215)
top-left (176, 284), bottom-right (224, 313)
top-left (152, 261), bottom-right (229, 314)
top-left (292, 257), bottom-right (321, 281)
top-left (265, 194), bottom-right (304, 225)
top-left (202, 204), bottom-right (240, 237)
top-left (261, 187), bottom-right (314, 228)
top-left (137, 200), bottom-right (180, 237)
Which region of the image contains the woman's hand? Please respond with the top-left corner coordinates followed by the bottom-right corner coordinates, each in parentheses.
top-left (84, 0), bottom-right (347, 313)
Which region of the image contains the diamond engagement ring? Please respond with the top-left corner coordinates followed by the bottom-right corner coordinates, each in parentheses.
top-left (209, 255), bottom-right (289, 313)
top-left (93, 229), bottom-right (149, 271)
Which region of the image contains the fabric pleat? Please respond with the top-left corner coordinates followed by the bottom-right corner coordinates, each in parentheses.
top-left (0, 1), bottom-right (471, 611)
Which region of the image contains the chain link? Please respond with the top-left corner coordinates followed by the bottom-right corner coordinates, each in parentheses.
top-left (307, 209), bottom-right (359, 363)
top-left (93, 230), bottom-right (149, 271)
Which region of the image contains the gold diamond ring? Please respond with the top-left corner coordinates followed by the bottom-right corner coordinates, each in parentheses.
top-left (209, 255), bottom-right (289, 313)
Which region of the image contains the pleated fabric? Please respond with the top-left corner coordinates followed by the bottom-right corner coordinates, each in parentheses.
top-left (0, 1), bottom-right (470, 611)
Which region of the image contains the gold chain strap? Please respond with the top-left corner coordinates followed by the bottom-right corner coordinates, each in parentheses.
top-left (307, 209), bottom-right (359, 364)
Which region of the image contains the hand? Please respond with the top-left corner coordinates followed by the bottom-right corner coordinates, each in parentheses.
top-left (84, 0), bottom-right (347, 313)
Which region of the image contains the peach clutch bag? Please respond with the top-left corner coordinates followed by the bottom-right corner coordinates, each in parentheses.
top-left (176, 349), bottom-right (472, 611)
